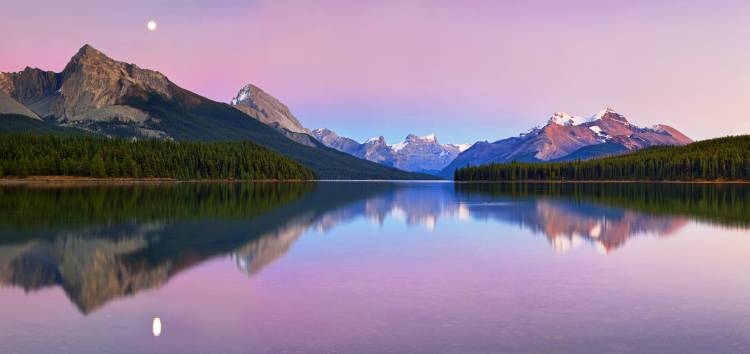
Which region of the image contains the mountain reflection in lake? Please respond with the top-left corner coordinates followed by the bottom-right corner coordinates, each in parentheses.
top-left (0, 182), bottom-right (748, 353)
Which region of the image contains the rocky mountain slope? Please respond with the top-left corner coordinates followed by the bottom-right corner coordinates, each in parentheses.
top-left (0, 45), bottom-right (429, 180)
top-left (311, 128), bottom-right (360, 154)
top-left (439, 108), bottom-right (692, 177)
top-left (312, 129), bottom-right (470, 173)
top-left (229, 83), bottom-right (320, 147)
top-left (0, 92), bottom-right (40, 119)
top-left (231, 84), bottom-right (308, 134)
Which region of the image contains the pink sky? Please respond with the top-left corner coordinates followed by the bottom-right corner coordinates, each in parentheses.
top-left (2, 0), bottom-right (748, 144)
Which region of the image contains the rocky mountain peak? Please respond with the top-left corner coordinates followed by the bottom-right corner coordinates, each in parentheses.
top-left (311, 128), bottom-right (361, 155)
top-left (230, 83), bottom-right (309, 134)
top-left (63, 44), bottom-right (119, 75)
top-left (593, 107), bottom-right (629, 123)
top-left (365, 136), bottom-right (388, 145)
top-left (53, 44), bottom-right (174, 120)
top-left (404, 134), bottom-right (438, 143)
top-left (75, 44), bottom-right (103, 58)
top-left (0, 44), bottom-right (178, 123)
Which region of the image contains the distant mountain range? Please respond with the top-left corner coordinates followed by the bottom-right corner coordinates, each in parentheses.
top-left (310, 108), bottom-right (691, 177)
top-left (0, 45), bottom-right (429, 180)
top-left (312, 129), bottom-right (471, 174)
top-left (439, 108), bottom-right (692, 177)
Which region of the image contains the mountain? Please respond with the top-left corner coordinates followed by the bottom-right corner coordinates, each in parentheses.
top-left (391, 134), bottom-right (469, 173)
top-left (229, 83), bottom-right (320, 147)
top-left (0, 45), bottom-right (430, 180)
top-left (311, 128), bottom-right (360, 154)
top-left (230, 83), bottom-right (308, 134)
top-left (312, 129), bottom-right (470, 174)
top-left (440, 108), bottom-right (692, 177)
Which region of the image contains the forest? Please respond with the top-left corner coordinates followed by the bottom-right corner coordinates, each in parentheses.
top-left (0, 134), bottom-right (316, 180)
top-left (455, 136), bottom-right (750, 182)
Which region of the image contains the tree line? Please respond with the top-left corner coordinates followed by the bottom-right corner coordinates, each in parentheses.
top-left (455, 136), bottom-right (750, 182)
top-left (0, 134), bottom-right (317, 180)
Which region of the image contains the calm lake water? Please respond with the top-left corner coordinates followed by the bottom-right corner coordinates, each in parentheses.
top-left (0, 182), bottom-right (748, 354)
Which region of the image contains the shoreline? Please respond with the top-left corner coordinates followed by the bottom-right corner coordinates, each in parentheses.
top-left (0, 176), bottom-right (748, 185)
top-left (0, 176), bottom-right (310, 186)
top-left (453, 180), bottom-right (750, 184)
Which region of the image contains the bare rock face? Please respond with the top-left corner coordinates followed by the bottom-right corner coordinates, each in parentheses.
top-left (231, 83), bottom-right (309, 134)
top-left (363, 136), bottom-right (396, 165)
top-left (0, 67), bottom-right (62, 118)
top-left (0, 67), bottom-right (60, 102)
top-left (0, 44), bottom-right (180, 136)
top-left (0, 92), bottom-right (40, 119)
top-left (440, 108), bottom-right (693, 177)
top-left (57, 44), bottom-right (173, 121)
top-left (312, 128), bottom-right (361, 155)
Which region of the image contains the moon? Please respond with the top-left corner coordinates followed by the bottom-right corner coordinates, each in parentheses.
top-left (147, 20), bottom-right (157, 31)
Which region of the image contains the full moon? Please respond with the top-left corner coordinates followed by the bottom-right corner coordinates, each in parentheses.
top-left (147, 20), bottom-right (157, 31)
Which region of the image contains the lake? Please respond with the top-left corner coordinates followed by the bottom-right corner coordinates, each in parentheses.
top-left (0, 182), bottom-right (748, 353)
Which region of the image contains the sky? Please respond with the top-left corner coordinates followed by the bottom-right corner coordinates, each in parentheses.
top-left (2, 0), bottom-right (749, 145)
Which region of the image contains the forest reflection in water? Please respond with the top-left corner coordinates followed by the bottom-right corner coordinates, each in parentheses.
top-left (0, 182), bottom-right (747, 314)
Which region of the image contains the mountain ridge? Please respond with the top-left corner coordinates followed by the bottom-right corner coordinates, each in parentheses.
top-left (0, 44), bottom-right (432, 180)
top-left (312, 128), bottom-right (470, 174)
top-left (439, 108), bottom-right (692, 177)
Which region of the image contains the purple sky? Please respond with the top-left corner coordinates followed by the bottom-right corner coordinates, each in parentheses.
top-left (2, 0), bottom-right (748, 144)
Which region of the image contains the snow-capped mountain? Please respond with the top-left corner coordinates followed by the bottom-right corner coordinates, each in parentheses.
top-left (311, 128), bottom-right (360, 155)
top-left (312, 129), bottom-right (471, 174)
top-left (392, 134), bottom-right (469, 173)
top-left (439, 108), bottom-right (692, 177)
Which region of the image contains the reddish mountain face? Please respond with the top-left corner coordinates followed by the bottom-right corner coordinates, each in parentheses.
top-left (440, 108), bottom-right (692, 177)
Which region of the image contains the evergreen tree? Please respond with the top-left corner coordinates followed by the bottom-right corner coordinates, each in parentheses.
top-left (90, 153), bottom-right (106, 177)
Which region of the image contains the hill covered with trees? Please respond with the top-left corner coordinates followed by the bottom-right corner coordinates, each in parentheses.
top-left (455, 136), bottom-right (750, 182)
top-left (0, 134), bottom-right (316, 180)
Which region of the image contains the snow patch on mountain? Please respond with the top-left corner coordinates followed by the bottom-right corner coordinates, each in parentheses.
top-left (453, 143), bottom-right (472, 152)
top-left (549, 112), bottom-right (594, 126)
top-left (392, 141), bottom-right (408, 152)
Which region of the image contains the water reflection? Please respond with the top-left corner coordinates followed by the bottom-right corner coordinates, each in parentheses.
top-left (0, 182), bottom-right (747, 314)
top-left (152, 317), bottom-right (162, 337)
